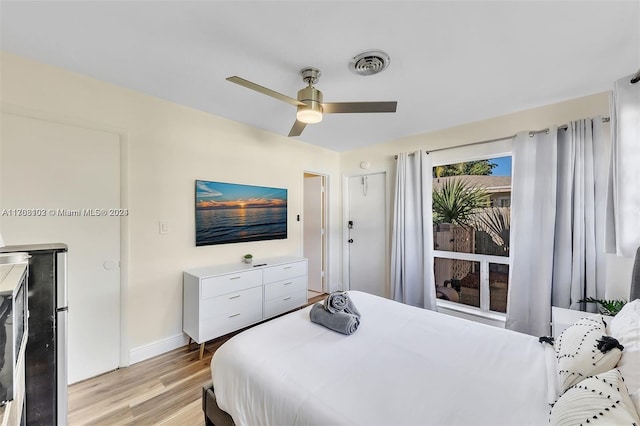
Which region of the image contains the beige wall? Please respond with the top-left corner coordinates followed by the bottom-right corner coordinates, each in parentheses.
top-left (1, 51), bottom-right (633, 367)
top-left (340, 92), bottom-right (633, 300)
top-left (0, 52), bottom-right (342, 361)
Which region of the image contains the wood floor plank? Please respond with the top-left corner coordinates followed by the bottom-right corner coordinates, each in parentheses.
top-left (68, 294), bottom-right (327, 425)
top-left (68, 380), bottom-right (166, 424)
top-left (75, 404), bottom-right (135, 425)
top-left (69, 347), bottom-right (213, 425)
top-left (155, 400), bottom-right (203, 426)
top-left (127, 369), bottom-right (210, 424)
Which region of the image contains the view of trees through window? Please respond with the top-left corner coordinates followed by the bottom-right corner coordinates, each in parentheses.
top-left (433, 156), bottom-right (511, 314)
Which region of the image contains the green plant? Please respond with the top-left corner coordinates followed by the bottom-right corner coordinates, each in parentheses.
top-left (578, 297), bottom-right (627, 316)
top-left (243, 254), bottom-right (253, 259)
top-left (432, 179), bottom-right (489, 226)
top-left (472, 207), bottom-right (510, 250)
top-left (433, 160), bottom-right (497, 177)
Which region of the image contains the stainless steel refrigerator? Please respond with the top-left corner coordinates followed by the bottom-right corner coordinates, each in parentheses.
top-left (0, 244), bottom-right (68, 426)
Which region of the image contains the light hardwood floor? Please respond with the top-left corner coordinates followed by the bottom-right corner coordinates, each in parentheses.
top-left (69, 293), bottom-right (327, 425)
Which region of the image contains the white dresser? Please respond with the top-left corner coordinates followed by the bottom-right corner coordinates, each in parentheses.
top-left (183, 256), bottom-right (308, 358)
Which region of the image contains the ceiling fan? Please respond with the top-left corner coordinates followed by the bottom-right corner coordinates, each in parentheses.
top-left (226, 67), bottom-right (398, 137)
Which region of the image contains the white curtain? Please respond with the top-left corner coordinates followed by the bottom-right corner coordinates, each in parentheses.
top-left (552, 119), bottom-right (608, 311)
top-left (505, 128), bottom-right (558, 336)
top-left (507, 119), bottom-right (608, 335)
top-left (390, 150), bottom-right (437, 310)
top-left (605, 74), bottom-right (640, 258)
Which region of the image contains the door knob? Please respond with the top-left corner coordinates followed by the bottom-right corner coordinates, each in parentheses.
top-left (348, 239), bottom-right (354, 243)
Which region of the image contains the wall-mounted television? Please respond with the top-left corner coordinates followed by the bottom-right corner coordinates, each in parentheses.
top-left (195, 180), bottom-right (287, 246)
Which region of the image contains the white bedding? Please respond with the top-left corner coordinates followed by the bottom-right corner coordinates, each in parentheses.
top-left (212, 291), bottom-right (551, 426)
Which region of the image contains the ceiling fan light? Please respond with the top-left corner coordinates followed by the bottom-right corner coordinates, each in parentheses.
top-left (296, 106), bottom-right (323, 124)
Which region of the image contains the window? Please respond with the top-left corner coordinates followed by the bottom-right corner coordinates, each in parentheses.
top-left (433, 155), bottom-right (511, 315)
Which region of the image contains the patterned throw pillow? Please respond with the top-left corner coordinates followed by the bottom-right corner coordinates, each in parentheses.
top-left (609, 299), bottom-right (640, 416)
top-left (555, 317), bottom-right (623, 391)
top-left (550, 369), bottom-right (640, 426)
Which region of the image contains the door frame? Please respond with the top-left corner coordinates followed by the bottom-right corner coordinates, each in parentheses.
top-left (1, 103), bottom-right (131, 367)
top-left (302, 170), bottom-right (329, 295)
top-left (342, 170), bottom-right (389, 293)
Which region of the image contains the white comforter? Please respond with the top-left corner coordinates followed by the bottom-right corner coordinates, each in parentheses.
top-left (212, 291), bottom-right (550, 426)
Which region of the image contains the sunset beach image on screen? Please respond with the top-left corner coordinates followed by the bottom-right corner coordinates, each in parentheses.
top-left (195, 180), bottom-right (287, 246)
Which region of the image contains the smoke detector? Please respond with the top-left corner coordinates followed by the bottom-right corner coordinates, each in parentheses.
top-left (350, 50), bottom-right (390, 76)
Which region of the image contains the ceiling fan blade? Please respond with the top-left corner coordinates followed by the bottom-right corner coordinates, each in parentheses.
top-left (288, 120), bottom-right (307, 137)
top-left (227, 76), bottom-right (305, 107)
top-left (322, 101), bottom-right (397, 114)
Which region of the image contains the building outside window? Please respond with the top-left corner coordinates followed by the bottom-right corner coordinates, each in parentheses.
top-left (432, 155), bottom-right (511, 315)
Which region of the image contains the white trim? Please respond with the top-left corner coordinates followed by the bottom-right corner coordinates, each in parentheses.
top-left (480, 261), bottom-right (490, 311)
top-left (129, 333), bottom-right (189, 365)
top-left (437, 299), bottom-right (506, 328)
top-left (342, 176), bottom-right (350, 291)
top-left (430, 142), bottom-right (513, 168)
top-left (302, 170), bottom-right (330, 293)
top-left (434, 250), bottom-right (509, 264)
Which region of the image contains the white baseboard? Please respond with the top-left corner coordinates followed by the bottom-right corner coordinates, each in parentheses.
top-left (129, 333), bottom-right (189, 365)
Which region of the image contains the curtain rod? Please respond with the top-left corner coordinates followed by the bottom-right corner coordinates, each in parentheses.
top-left (394, 116), bottom-right (610, 158)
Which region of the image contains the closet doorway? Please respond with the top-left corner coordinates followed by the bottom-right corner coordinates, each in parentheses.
top-left (303, 172), bottom-right (327, 299)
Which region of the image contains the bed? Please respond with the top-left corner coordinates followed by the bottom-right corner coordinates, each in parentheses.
top-left (206, 291), bottom-right (554, 425)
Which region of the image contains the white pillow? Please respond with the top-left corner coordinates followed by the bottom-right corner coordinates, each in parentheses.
top-left (544, 343), bottom-right (561, 405)
top-left (609, 298), bottom-right (640, 417)
top-left (550, 369), bottom-right (640, 426)
top-left (556, 317), bottom-right (623, 392)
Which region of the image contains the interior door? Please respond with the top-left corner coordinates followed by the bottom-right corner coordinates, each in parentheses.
top-left (0, 113), bottom-right (121, 384)
top-left (303, 174), bottom-right (324, 293)
top-left (348, 173), bottom-right (387, 297)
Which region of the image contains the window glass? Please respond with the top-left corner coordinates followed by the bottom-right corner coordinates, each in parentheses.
top-left (433, 156), bottom-right (511, 313)
top-left (434, 259), bottom-right (480, 308)
top-left (489, 263), bottom-right (509, 313)
top-left (432, 156), bottom-right (511, 256)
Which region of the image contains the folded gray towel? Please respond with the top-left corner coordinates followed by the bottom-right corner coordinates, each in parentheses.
top-left (310, 303), bottom-right (360, 335)
top-left (324, 291), bottom-right (361, 318)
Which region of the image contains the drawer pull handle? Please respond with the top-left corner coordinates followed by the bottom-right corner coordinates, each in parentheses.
top-left (283, 266), bottom-right (292, 270)
top-left (283, 296), bottom-right (292, 301)
top-left (229, 313), bottom-right (241, 318)
top-left (229, 276), bottom-right (241, 280)
top-left (283, 281), bottom-right (292, 285)
top-left (229, 295), bottom-right (241, 299)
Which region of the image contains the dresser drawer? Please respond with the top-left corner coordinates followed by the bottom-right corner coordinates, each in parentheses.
top-left (263, 261), bottom-right (307, 284)
top-left (199, 305), bottom-right (263, 342)
top-left (264, 275), bottom-right (307, 301)
top-left (199, 286), bottom-right (263, 341)
top-left (200, 286), bottom-right (263, 321)
top-left (201, 269), bottom-right (262, 299)
top-left (264, 289), bottom-right (307, 319)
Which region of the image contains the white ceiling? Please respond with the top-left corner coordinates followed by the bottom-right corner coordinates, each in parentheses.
top-left (1, 1), bottom-right (638, 152)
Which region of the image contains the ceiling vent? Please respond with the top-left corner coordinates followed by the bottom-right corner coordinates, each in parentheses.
top-left (350, 50), bottom-right (390, 76)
